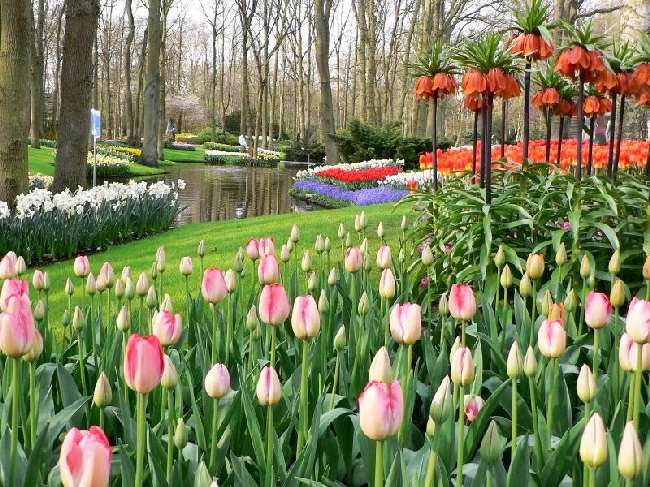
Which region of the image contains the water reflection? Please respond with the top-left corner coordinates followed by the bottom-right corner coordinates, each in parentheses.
top-left (152, 163), bottom-right (313, 225)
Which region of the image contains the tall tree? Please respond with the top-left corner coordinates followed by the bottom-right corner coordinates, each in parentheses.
top-left (30, 0), bottom-right (46, 148)
top-left (53, 0), bottom-right (101, 192)
top-left (0, 0), bottom-right (31, 204)
top-left (315, 0), bottom-right (338, 163)
top-left (124, 0), bottom-right (136, 144)
top-left (142, 0), bottom-right (162, 166)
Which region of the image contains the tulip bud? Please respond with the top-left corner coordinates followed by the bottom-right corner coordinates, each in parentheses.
top-left (344, 247), bottom-right (363, 273)
top-left (32, 271), bottom-right (45, 291)
top-left (379, 269), bottom-right (396, 299)
top-left (519, 273), bottom-right (532, 297)
top-left (121, 266), bottom-right (132, 281)
top-left (580, 254), bottom-right (591, 279)
top-left (205, 363), bottom-right (231, 399)
top-left (334, 325), bottom-right (346, 351)
top-left (526, 253), bottom-right (545, 280)
top-left (358, 292), bottom-right (369, 316)
top-left (72, 306), bottom-right (84, 331)
top-left (65, 278), bottom-right (74, 296)
top-left (93, 372), bottom-right (113, 408)
top-left (344, 232), bottom-right (352, 248)
top-left (14, 256), bottom-right (26, 276)
top-left (179, 256), bottom-right (193, 276)
top-left (377, 222), bottom-right (384, 239)
top-left (625, 297), bottom-right (650, 344)
top-left (643, 254), bottom-right (650, 280)
top-left (291, 295), bottom-right (321, 340)
top-left (494, 245), bottom-right (505, 268)
top-left (328, 267), bottom-right (338, 286)
top-left (323, 236), bottom-right (331, 252)
top-left (151, 263), bottom-right (158, 281)
top-left (246, 305), bottom-right (259, 331)
top-left (450, 347), bottom-right (475, 385)
top-left (160, 294), bottom-right (173, 312)
top-left (439, 293), bottom-right (449, 316)
top-left (523, 346), bottom-right (537, 377)
top-left (116, 305), bottom-right (130, 332)
top-left (123, 277), bottom-right (135, 301)
top-left (256, 366), bottom-right (282, 406)
top-left (314, 234), bottom-right (325, 253)
top-left (136, 272), bottom-right (149, 297)
top-left (359, 211), bottom-right (367, 229)
top-left (449, 283), bottom-right (477, 321)
top-left (161, 355), bottom-right (178, 389)
top-left (608, 249), bottom-right (621, 275)
top-left (114, 279), bottom-right (125, 299)
top-left (174, 418), bottom-right (188, 449)
top-left (100, 262), bottom-right (115, 289)
top-left (585, 291), bottom-right (612, 329)
top-left (62, 308), bottom-right (71, 327)
top-left (368, 347), bottom-right (393, 383)
top-left (426, 418), bottom-right (436, 437)
top-left (318, 289), bottom-right (329, 313)
top-left (307, 272), bottom-right (318, 292)
top-left (354, 214), bottom-right (362, 232)
top-left (301, 251), bottom-right (312, 272)
top-left (506, 342), bottom-right (522, 378)
top-left (555, 242), bottom-right (567, 267)
top-left (618, 422), bottom-right (643, 479)
top-left (610, 278), bottom-right (625, 308)
top-left (398, 248), bottom-right (405, 264)
top-left (564, 288), bottom-right (577, 311)
top-left (376, 245), bottom-right (392, 269)
top-left (389, 302), bottom-right (422, 345)
top-left (449, 336), bottom-right (461, 362)
top-left (421, 245), bottom-right (434, 266)
top-left (538, 320), bottom-right (566, 358)
top-left (156, 246), bottom-right (166, 272)
top-left (33, 299), bottom-right (45, 321)
top-left (197, 240), bottom-right (206, 258)
top-left (280, 245), bottom-right (291, 262)
top-left (285, 239), bottom-right (294, 254)
top-left (464, 394), bottom-right (485, 422)
top-left (429, 376), bottom-right (452, 424)
top-left (576, 364), bottom-right (597, 403)
top-left (225, 269), bottom-right (237, 293)
top-left (540, 290), bottom-right (553, 317)
top-left (579, 413), bottom-right (607, 468)
top-left (359, 379), bottom-right (403, 441)
top-left (290, 224), bottom-right (300, 243)
top-left (400, 215), bottom-right (407, 230)
top-left (337, 223), bottom-right (345, 239)
top-left (548, 303), bottom-right (565, 324)
top-left (480, 421), bottom-right (506, 465)
top-left (233, 250), bottom-right (244, 273)
top-left (500, 264), bottom-right (512, 289)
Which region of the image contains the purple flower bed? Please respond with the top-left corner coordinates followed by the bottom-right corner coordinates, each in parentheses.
top-left (293, 179), bottom-right (407, 206)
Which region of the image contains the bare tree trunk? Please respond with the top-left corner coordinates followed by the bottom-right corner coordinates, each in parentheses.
top-left (365, 0), bottom-right (377, 124)
top-left (158, 3), bottom-right (171, 161)
top-left (142, 0), bottom-right (162, 166)
top-left (0, 0), bottom-right (31, 204)
top-left (52, 6), bottom-right (65, 129)
top-left (315, 0), bottom-right (338, 163)
top-left (124, 0), bottom-right (136, 144)
top-left (135, 29), bottom-right (148, 142)
top-left (30, 0), bottom-right (45, 148)
top-left (211, 7), bottom-right (218, 136)
top-left (52, 0), bottom-right (100, 192)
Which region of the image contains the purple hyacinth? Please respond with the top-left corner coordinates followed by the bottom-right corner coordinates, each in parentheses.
top-left (293, 179), bottom-right (406, 206)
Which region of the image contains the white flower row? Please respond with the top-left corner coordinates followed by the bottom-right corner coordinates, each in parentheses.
top-left (294, 158), bottom-right (404, 180)
top-left (380, 170), bottom-right (436, 188)
top-left (205, 150), bottom-right (250, 158)
top-left (258, 148), bottom-right (281, 158)
top-left (1, 179), bottom-right (185, 220)
top-left (86, 152), bottom-right (131, 167)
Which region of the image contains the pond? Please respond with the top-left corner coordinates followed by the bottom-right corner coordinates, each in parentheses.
top-left (150, 163), bottom-right (314, 225)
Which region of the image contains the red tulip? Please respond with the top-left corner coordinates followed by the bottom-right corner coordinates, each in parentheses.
top-left (59, 426), bottom-right (112, 487)
top-left (448, 283), bottom-right (477, 321)
top-left (152, 309), bottom-right (183, 346)
top-left (124, 334), bottom-right (164, 394)
top-left (359, 380), bottom-right (404, 440)
top-left (259, 283), bottom-right (291, 325)
top-left (201, 268), bottom-right (228, 304)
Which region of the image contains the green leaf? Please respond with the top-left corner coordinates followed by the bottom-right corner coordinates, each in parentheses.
top-left (539, 418), bottom-right (587, 487)
top-left (507, 435), bottom-right (530, 487)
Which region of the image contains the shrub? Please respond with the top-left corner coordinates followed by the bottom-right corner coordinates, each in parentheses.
top-left (204, 150), bottom-right (251, 165)
top-left (195, 127), bottom-right (240, 145)
top-left (165, 141), bottom-right (196, 151)
top-left (282, 141), bottom-right (325, 163)
top-left (39, 139), bottom-right (57, 148)
top-left (203, 142), bottom-right (241, 152)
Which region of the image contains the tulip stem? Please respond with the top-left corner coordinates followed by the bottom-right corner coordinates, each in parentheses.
top-left (512, 378), bottom-right (517, 451)
top-left (578, 281), bottom-right (587, 336)
top-left (166, 389), bottom-right (174, 483)
top-left (382, 298), bottom-right (389, 347)
top-left (329, 351), bottom-right (341, 411)
top-left (461, 320), bottom-right (466, 347)
top-left (528, 376), bottom-right (542, 469)
top-left (457, 384), bottom-right (465, 487)
top-left (211, 303), bottom-right (219, 364)
top-left (135, 392), bottom-right (146, 487)
top-left (495, 272), bottom-right (501, 321)
top-left (633, 343), bottom-right (643, 427)
top-left (547, 358), bottom-right (558, 438)
top-left (297, 340), bottom-right (309, 453)
top-left (139, 296), bottom-right (144, 333)
top-left (374, 440), bottom-right (384, 487)
top-left (588, 466), bottom-right (596, 487)
top-left (265, 405), bottom-right (274, 487)
top-left (270, 326), bottom-right (277, 368)
top-left (29, 362), bottom-right (37, 452)
top-left (593, 329), bottom-right (600, 383)
top-left (627, 374), bottom-right (635, 421)
top-left (424, 446), bottom-right (437, 487)
top-left (106, 288), bottom-right (111, 329)
top-left (248, 329), bottom-right (255, 373)
top-left (225, 295), bottom-right (233, 363)
top-left (209, 398), bottom-right (220, 475)
top-left (530, 281), bottom-right (537, 347)
top-left (399, 344), bottom-right (414, 445)
top-left (78, 331), bottom-right (89, 400)
top-left (9, 358), bottom-right (20, 487)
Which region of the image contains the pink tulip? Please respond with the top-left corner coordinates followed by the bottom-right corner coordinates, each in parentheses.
top-left (389, 303), bottom-right (422, 345)
top-left (344, 247), bottom-right (363, 273)
top-left (258, 238), bottom-right (275, 257)
top-left (258, 283), bottom-right (291, 326)
top-left (585, 291), bottom-right (612, 329)
top-left (463, 394), bottom-right (484, 422)
top-left (73, 255), bottom-right (90, 278)
top-left (245, 239), bottom-right (260, 260)
top-left (619, 333), bottom-right (650, 371)
top-left (204, 363), bottom-right (231, 399)
top-left (201, 268), bottom-right (228, 304)
top-left (152, 309), bottom-right (183, 346)
top-left (358, 380), bottom-right (404, 440)
top-left (258, 254), bottom-right (280, 285)
top-left (59, 426), bottom-right (112, 487)
top-left (179, 256), bottom-right (193, 276)
top-left (376, 245), bottom-right (392, 269)
top-left (448, 283), bottom-right (477, 321)
top-left (0, 306), bottom-right (36, 357)
top-left (99, 262), bottom-right (115, 288)
top-left (626, 297), bottom-right (650, 344)
top-left (0, 251), bottom-right (17, 279)
top-left (0, 279), bottom-right (30, 312)
top-left (291, 295), bottom-right (321, 340)
top-left (124, 334), bottom-right (164, 394)
top-left (538, 319), bottom-right (567, 358)
top-left (450, 346), bottom-right (475, 385)
top-left (32, 270), bottom-right (45, 290)
top-left (256, 366), bottom-right (283, 406)
top-left (23, 328), bottom-right (43, 362)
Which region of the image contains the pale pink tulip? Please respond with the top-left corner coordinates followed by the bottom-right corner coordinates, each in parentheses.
top-left (580, 413), bottom-right (607, 468)
top-left (225, 269), bottom-right (237, 292)
top-left (389, 303), bottom-right (422, 345)
top-left (585, 292), bottom-right (612, 329)
top-left (73, 255), bottom-right (90, 278)
top-left (538, 320), bottom-right (566, 358)
top-left (256, 366), bottom-right (283, 406)
top-left (99, 262), bottom-right (115, 289)
top-left (152, 309), bottom-right (183, 346)
top-left (0, 279), bottom-right (30, 312)
top-left (450, 346), bottom-right (475, 385)
top-left (463, 394), bottom-right (484, 422)
top-left (258, 238), bottom-right (275, 257)
top-left (618, 422), bottom-right (643, 479)
top-left (124, 334), bottom-right (164, 394)
top-left (379, 268), bottom-right (396, 299)
top-left (0, 307), bottom-right (35, 357)
top-left (0, 252), bottom-right (17, 279)
top-left (344, 247), bottom-right (363, 273)
top-left (291, 295), bottom-right (321, 340)
top-left (448, 283), bottom-right (477, 321)
top-left (204, 363), bottom-right (231, 399)
top-left (619, 333), bottom-right (650, 371)
top-left (358, 380), bottom-right (404, 440)
top-left (376, 245), bottom-right (392, 269)
top-left (245, 239), bottom-right (259, 260)
top-left (258, 254), bottom-right (280, 284)
top-left (32, 270), bottom-right (45, 290)
top-left (59, 426), bottom-right (112, 487)
top-left (625, 297), bottom-right (650, 343)
top-left (258, 283), bottom-right (291, 326)
top-left (179, 256), bottom-right (193, 276)
top-left (160, 355), bottom-right (178, 389)
top-left (22, 328), bottom-right (43, 362)
top-left (201, 268), bottom-right (228, 304)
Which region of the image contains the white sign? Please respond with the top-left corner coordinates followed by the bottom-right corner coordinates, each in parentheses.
top-left (91, 109), bottom-right (101, 139)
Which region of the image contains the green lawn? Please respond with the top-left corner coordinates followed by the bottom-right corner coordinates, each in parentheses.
top-left (164, 146), bottom-right (206, 163)
top-left (38, 202), bottom-right (410, 322)
top-left (28, 146), bottom-right (172, 177)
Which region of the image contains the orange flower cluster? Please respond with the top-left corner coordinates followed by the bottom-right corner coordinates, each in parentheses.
top-left (596, 71), bottom-right (635, 96)
top-left (463, 93), bottom-right (485, 112)
top-left (509, 33), bottom-right (554, 61)
top-left (462, 68), bottom-right (520, 99)
top-left (583, 95), bottom-right (612, 116)
top-left (632, 63), bottom-right (650, 107)
top-left (532, 88), bottom-right (560, 108)
top-left (555, 46), bottom-right (608, 81)
top-left (418, 139), bottom-right (649, 175)
top-left (553, 99), bottom-right (577, 117)
top-left (415, 73), bottom-right (457, 100)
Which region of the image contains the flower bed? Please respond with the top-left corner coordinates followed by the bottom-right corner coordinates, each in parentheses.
top-left (28, 173), bottom-right (53, 190)
top-left (0, 180), bottom-right (183, 263)
top-left (205, 150), bottom-right (251, 165)
top-left (295, 158), bottom-right (403, 182)
top-left (166, 141), bottom-right (196, 151)
top-left (204, 142), bottom-right (241, 152)
top-left (292, 179), bottom-right (407, 206)
top-left (85, 152), bottom-right (131, 177)
top-left (110, 145), bottom-right (143, 158)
